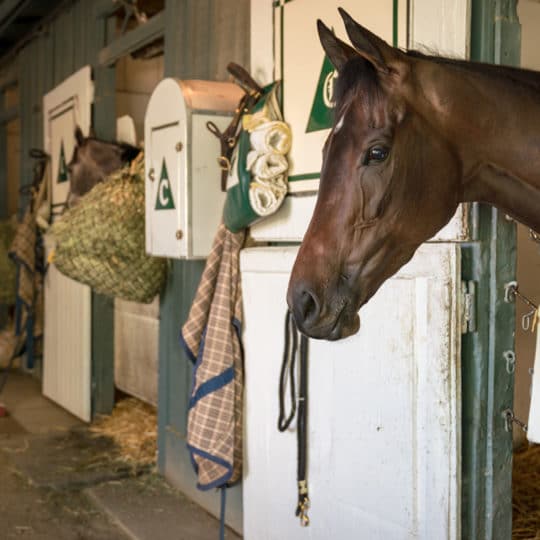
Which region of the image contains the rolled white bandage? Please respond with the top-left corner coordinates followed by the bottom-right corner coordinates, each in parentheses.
top-left (246, 152), bottom-right (288, 180)
top-left (248, 175), bottom-right (287, 217)
top-left (249, 121), bottom-right (292, 155)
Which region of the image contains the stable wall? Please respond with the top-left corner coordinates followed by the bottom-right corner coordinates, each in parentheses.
top-left (158, 1), bottom-right (249, 532)
top-left (5, 86), bottom-right (19, 217)
top-left (116, 53), bottom-right (164, 142)
top-left (514, 0), bottom-right (540, 444)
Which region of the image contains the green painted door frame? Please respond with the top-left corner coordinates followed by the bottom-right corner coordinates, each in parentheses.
top-left (461, 2), bottom-right (520, 539)
top-left (90, 10), bottom-right (118, 417)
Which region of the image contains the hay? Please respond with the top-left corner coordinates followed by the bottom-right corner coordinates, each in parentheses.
top-left (49, 153), bottom-right (167, 304)
top-left (89, 397), bottom-right (157, 468)
top-left (513, 443), bottom-right (540, 539)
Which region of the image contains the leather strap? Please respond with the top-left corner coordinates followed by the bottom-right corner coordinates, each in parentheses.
top-left (206, 63), bottom-right (263, 191)
top-left (227, 62), bottom-right (263, 96)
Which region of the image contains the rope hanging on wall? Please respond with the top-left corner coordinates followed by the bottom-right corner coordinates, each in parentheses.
top-left (278, 310), bottom-right (310, 526)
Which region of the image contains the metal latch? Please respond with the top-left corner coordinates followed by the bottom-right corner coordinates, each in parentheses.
top-left (461, 280), bottom-right (477, 334)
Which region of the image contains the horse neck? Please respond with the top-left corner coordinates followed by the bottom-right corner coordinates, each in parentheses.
top-left (417, 58), bottom-right (540, 231)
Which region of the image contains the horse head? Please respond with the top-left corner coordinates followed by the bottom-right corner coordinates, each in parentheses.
top-left (287, 9), bottom-right (463, 340)
top-left (67, 126), bottom-right (140, 206)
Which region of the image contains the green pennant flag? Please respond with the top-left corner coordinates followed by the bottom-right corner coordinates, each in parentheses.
top-left (305, 55), bottom-right (338, 133)
top-left (57, 141), bottom-right (69, 183)
top-left (155, 158), bottom-right (175, 210)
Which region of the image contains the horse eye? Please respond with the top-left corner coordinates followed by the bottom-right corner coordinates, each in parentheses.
top-left (365, 145), bottom-right (389, 165)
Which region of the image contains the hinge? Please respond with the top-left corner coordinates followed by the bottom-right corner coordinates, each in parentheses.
top-left (461, 280), bottom-right (477, 334)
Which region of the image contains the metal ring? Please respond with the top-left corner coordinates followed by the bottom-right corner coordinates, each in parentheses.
top-left (530, 229), bottom-right (540, 243)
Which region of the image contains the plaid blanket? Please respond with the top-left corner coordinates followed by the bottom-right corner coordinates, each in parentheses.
top-left (181, 223), bottom-right (245, 489)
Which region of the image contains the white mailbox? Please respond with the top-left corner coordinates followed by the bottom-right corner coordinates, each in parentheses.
top-left (144, 79), bottom-right (242, 259)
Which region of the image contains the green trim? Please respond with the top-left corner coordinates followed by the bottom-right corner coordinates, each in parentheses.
top-left (393, 0), bottom-right (398, 47)
top-left (90, 12), bottom-right (117, 417)
top-left (289, 173), bottom-right (319, 182)
top-left (461, 2), bottom-right (520, 538)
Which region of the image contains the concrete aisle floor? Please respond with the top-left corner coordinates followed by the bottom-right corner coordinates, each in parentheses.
top-left (0, 371), bottom-right (241, 540)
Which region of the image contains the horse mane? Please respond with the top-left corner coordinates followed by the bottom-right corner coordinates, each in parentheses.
top-left (407, 49), bottom-right (540, 94)
top-left (336, 49), bottom-right (540, 114)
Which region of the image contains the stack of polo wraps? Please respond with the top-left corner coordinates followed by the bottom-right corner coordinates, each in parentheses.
top-left (181, 223), bottom-right (245, 489)
top-left (243, 86), bottom-right (292, 217)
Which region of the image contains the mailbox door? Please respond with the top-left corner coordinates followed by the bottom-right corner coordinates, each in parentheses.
top-left (145, 79), bottom-right (188, 258)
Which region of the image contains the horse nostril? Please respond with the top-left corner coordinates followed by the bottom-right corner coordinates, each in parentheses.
top-left (295, 287), bottom-right (321, 327)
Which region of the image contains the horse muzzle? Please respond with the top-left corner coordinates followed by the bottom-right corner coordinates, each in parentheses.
top-left (287, 282), bottom-right (361, 340)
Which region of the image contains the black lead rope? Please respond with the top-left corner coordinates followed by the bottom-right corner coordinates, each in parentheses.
top-left (278, 310), bottom-right (310, 526)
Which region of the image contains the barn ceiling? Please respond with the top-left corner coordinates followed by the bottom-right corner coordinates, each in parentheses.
top-left (0, 0), bottom-right (66, 57)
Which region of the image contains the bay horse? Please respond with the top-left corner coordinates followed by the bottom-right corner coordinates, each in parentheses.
top-left (67, 127), bottom-right (140, 206)
top-left (288, 8), bottom-right (540, 341)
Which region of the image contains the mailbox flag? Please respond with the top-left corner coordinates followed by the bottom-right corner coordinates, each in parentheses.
top-left (155, 158), bottom-right (175, 210)
top-left (306, 55), bottom-right (338, 133)
top-left (57, 141), bottom-right (69, 183)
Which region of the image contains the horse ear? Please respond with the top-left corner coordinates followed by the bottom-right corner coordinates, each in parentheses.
top-left (74, 126), bottom-right (85, 146)
top-left (317, 20), bottom-right (357, 72)
top-left (338, 8), bottom-right (397, 74)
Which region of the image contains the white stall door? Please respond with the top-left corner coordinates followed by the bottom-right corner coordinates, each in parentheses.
top-left (241, 244), bottom-right (461, 540)
top-left (42, 66), bottom-right (93, 421)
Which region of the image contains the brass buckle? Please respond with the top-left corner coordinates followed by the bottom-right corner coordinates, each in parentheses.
top-left (217, 156), bottom-right (231, 173)
top-left (298, 498), bottom-right (310, 527)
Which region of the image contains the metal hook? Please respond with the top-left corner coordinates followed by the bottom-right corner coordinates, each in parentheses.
top-left (504, 281), bottom-right (518, 304)
top-left (503, 350), bottom-right (516, 374)
top-left (522, 308), bottom-right (537, 331)
top-left (504, 281), bottom-right (538, 312)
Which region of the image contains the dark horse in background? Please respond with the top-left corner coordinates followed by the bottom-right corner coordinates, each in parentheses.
top-left (66, 127), bottom-right (140, 206)
top-left (288, 8), bottom-right (540, 341)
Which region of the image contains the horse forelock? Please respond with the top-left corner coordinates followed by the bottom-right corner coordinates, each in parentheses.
top-left (334, 56), bottom-right (386, 125)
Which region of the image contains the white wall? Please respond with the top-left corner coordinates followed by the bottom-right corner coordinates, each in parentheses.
top-left (514, 0), bottom-right (540, 445)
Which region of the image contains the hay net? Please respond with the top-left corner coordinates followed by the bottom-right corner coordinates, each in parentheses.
top-left (49, 153), bottom-right (166, 304)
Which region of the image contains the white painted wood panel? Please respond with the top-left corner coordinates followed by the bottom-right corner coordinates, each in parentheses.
top-left (241, 244), bottom-right (461, 539)
top-left (114, 297), bottom-right (159, 406)
top-left (527, 327), bottom-right (540, 443)
top-left (42, 66), bottom-right (93, 421)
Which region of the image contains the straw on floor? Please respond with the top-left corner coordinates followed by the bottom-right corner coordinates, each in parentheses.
top-left (89, 397), bottom-right (157, 468)
top-left (513, 443), bottom-right (540, 540)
